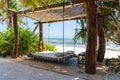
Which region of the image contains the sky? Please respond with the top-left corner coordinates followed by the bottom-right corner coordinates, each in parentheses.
top-left (0, 17), bottom-right (78, 38)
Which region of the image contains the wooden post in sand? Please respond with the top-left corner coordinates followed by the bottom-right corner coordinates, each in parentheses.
top-left (85, 0), bottom-right (97, 74)
top-left (12, 13), bottom-right (18, 58)
top-left (38, 22), bottom-right (44, 52)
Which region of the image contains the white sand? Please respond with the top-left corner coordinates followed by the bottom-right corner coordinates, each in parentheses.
top-left (54, 46), bottom-right (120, 80)
top-left (56, 46), bottom-right (120, 58)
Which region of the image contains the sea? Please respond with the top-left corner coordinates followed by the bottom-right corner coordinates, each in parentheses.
top-left (44, 38), bottom-right (120, 51)
top-left (44, 38), bottom-right (83, 47)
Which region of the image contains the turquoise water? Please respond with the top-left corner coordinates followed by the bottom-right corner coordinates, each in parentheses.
top-left (44, 38), bottom-right (84, 47)
top-left (44, 38), bottom-right (120, 51)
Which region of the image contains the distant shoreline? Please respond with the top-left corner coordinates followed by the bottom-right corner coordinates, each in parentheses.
top-left (44, 38), bottom-right (120, 53)
top-left (55, 45), bottom-right (120, 58)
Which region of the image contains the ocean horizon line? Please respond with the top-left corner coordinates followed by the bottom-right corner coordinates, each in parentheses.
top-left (44, 37), bottom-right (74, 39)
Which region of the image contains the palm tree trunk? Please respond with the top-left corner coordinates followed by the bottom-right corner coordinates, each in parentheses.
top-left (6, 0), bottom-right (12, 28)
top-left (97, 13), bottom-right (106, 62)
top-left (6, 0), bottom-right (10, 8)
top-left (12, 14), bottom-right (18, 58)
top-left (85, 0), bottom-right (97, 74)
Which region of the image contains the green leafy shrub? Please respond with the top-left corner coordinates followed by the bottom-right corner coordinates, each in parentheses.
top-left (0, 28), bottom-right (14, 57)
top-left (0, 27), bottom-right (56, 57)
top-left (44, 43), bottom-right (57, 52)
top-left (18, 27), bottom-right (39, 55)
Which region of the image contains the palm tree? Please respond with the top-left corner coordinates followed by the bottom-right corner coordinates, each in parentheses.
top-left (0, 0), bottom-right (9, 27)
top-left (73, 0), bottom-right (120, 62)
top-left (0, 0), bottom-right (6, 9)
top-left (85, 0), bottom-right (97, 74)
top-left (16, 0), bottom-right (70, 8)
top-left (97, 1), bottom-right (120, 40)
top-left (15, 0), bottom-right (40, 8)
top-left (73, 19), bottom-right (87, 44)
top-left (0, 0), bottom-right (24, 28)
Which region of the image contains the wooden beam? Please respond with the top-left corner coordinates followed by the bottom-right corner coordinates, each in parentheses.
top-left (0, 18), bottom-right (8, 20)
top-left (38, 22), bottom-right (44, 51)
top-left (8, 8), bottom-right (17, 13)
top-left (43, 16), bottom-right (86, 23)
top-left (33, 24), bottom-right (38, 33)
top-left (85, 0), bottom-right (97, 74)
top-left (12, 14), bottom-right (18, 58)
top-left (34, 16), bottom-right (86, 24)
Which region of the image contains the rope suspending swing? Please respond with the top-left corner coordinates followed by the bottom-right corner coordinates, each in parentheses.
top-left (48, 23), bottom-right (50, 43)
top-left (62, 0), bottom-right (65, 59)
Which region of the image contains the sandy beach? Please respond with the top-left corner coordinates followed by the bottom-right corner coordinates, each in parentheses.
top-left (56, 45), bottom-right (120, 58)
top-left (4, 45), bottom-right (120, 80)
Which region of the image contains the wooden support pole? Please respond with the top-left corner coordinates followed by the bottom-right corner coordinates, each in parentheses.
top-left (12, 14), bottom-right (18, 58)
top-left (85, 0), bottom-right (97, 74)
top-left (38, 22), bottom-right (44, 52)
top-left (97, 13), bottom-right (105, 62)
top-left (33, 24), bottom-right (38, 33)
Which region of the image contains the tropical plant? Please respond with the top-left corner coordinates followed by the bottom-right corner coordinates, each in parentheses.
top-left (73, 0), bottom-right (120, 63)
top-left (0, 28), bottom-right (14, 57)
top-left (44, 43), bottom-right (57, 52)
top-left (0, 0), bottom-right (24, 28)
top-left (73, 0), bottom-right (120, 44)
top-left (0, 27), bottom-right (56, 57)
top-left (73, 19), bottom-right (87, 44)
top-left (98, 0), bottom-right (120, 45)
top-left (16, 0), bottom-right (70, 8)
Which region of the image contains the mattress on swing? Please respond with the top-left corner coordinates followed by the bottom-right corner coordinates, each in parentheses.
top-left (29, 51), bottom-right (75, 63)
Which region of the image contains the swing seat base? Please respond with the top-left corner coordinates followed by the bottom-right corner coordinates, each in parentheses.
top-left (28, 51), bottom-right (76, 63)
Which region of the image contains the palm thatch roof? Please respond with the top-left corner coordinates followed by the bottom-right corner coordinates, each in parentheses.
top-left (15, 0), bottom-right (86, 23)
top-left (25, 3), bottom-right (86, 23)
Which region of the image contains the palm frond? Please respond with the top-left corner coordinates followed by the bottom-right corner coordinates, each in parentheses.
top-left (73, 19), bottom-right (86, 44)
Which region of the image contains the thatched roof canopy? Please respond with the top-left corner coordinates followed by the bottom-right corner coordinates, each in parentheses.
top-left (11, 0), bottom-right (117, 23)
top-left (26, 3), bottom-right (85, 23)
top-left (16, 0), bottom-right (86, 23)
